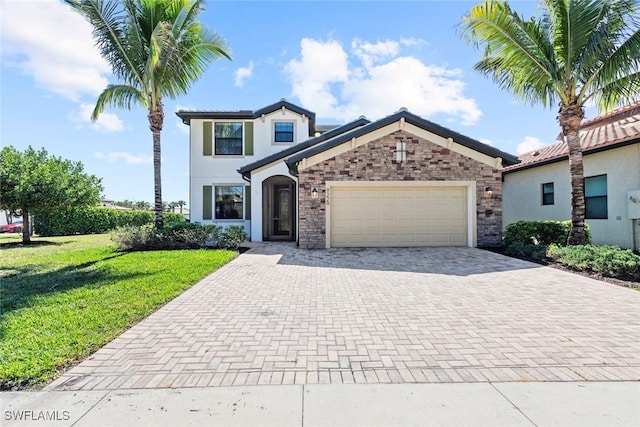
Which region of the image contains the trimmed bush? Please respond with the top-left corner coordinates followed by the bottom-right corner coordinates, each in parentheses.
top-left (112, 223), bottom-right (247, 251)
top-left (503, 242), bottom-right (549, 260)
top-left (503, 220), bottom-right (591, 247)
top-left (34, 207), bottom-right (185, 236)
top-left (547, 244), bottom-right (640, 281)
top-left (218, 226), bottom-right (248, 250)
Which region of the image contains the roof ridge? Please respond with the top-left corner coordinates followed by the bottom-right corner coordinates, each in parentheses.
top-left (580, 102), bottom-right (640, 130)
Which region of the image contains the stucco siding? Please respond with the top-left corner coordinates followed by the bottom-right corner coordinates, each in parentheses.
top-left (249, 162), bottom-right (298, 242)
top-left (503, 143), bottom-right (640, 248)
top-left (188, 109), bottom-right (309, 238)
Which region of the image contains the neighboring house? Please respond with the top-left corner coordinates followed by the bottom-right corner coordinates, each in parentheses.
top-left (177, 100), bottom-right (518, 248)
top-left (100, 199), bottom-right (131, 210)
top-left (503, 104), bottom-right (640, 250)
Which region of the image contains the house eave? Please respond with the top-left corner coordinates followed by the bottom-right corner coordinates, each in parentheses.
top-left (285, 110), bottom-right (519, 168)
top-left (502, 137), bottom-right (640, 176)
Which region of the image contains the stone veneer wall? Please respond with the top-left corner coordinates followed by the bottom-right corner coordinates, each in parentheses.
top-left (298, 130), bottom-right (503, 249)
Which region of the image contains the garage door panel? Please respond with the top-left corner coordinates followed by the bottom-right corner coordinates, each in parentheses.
top-left (331, 185), bottom-right (468, 247)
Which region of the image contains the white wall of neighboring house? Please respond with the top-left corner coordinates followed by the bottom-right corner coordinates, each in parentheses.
top-left (189, 108), bottom-right (310, 239)
top-left (503, 143), bottom-right (640, 249)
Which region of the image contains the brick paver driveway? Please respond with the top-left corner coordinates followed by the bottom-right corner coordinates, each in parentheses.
top-left (49, 245), bottom-right (640, 391)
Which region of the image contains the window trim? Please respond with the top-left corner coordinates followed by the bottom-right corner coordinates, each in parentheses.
top-left (541, 182), bottom-right (554, 206)
top-left (214, 184), bottom-right (245, 220)
top-left (584, 174), bottom-right (608, 219)
top-left (214, 122), bottom-right (244, 156)
top-left (272, 120), bottom-right (295, 145)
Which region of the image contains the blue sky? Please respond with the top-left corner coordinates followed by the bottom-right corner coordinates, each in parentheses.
top-left (0, 0), bottom-right (597, 206)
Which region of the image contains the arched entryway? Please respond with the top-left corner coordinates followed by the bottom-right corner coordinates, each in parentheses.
top-left (262, 175), bottom-right (296, 241)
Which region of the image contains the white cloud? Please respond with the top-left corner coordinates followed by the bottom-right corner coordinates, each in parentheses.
top-left (284, 37), bottom-right (481, 125)
top-left (517, 136), bottom-right (547, 155)
top-left (284, 38), bottom-right (349, 117)
top-left (69, 104), bottom-right (124, 133)
top-left (479, 138), bottom-right (493, 146)
top-left (1, 0), bottom-right (110, 100)
top-left (400, 37), bottom-right (427, 47)
top-left (234, 61), bottom-right (254, 87)
top-left (95, 152), bottom-right (153, 164)
top-left (352, 39), bottom-right (400, 69)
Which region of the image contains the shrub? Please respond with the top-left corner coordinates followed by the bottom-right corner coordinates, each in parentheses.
top-left (218, 225), bottom-right (248, 250)
top-left (503, 220), bottom-right (591, 247)
top-left (112, 223), bottom-right (247, 251)
top-left (503, 242), bottom-right (548, 260)
top-left (547, 244), bottom-right (640, 281)
top-left (34, 207), bottom-right (185, 236)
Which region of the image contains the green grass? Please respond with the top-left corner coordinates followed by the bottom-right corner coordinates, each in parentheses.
top-left (0, 234), bottom-right (237, 390)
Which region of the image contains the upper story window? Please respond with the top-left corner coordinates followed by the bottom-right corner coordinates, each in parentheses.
top-left (215, 122), bottom-right (243, 155)
top-left (585, 174), bottom-right (607, 219)
top-left (274, 122), bottom-right (294, 143)
top-left (542, 182), bottom-right (554, 205)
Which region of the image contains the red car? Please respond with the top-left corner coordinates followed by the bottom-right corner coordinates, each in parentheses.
top-left (0, 221), bottom-right (23, 233)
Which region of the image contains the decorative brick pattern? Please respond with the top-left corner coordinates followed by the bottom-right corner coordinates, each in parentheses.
top-left (47, 245), bottom-right (640, 391)
top-left (298, 130), bottom-right (502, 249)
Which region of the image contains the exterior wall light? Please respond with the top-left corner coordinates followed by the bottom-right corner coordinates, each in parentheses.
top-left (311, 187), bottom-right (319, 199)
top-left (485, 186), bottom-right (493, 196)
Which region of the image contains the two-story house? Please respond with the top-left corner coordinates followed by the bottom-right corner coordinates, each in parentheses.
top-left (177, 100), bottom-right (315, 240)
top-left (177, 100), bottom-right (518, 249)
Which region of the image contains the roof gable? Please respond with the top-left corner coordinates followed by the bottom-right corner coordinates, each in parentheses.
top-left (237, 118), bottom-right (370, 178)
top-left (285, 110), bottom-right (518, 174)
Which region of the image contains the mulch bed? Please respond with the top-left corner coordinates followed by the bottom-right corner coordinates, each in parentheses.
top-left (480, 246), bottom-right (639, 290)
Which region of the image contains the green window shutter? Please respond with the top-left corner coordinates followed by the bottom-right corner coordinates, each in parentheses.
top-left (203, 122), bottom-right (212, 156)
top-left (244, 122), bottom-right (254, 155)
top-left (202, 185), bottom-right (212, 220)
top-left (245, 186), bottom-right (251, 219)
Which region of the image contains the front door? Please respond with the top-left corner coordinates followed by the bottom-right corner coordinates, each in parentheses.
top-left (264, 178), bottom-right (295, 241)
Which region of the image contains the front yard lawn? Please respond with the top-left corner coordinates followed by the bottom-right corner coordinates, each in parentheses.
top-left (0, 234), bottom-right (237, 390)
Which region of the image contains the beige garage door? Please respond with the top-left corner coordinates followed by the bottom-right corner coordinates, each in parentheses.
top-left (330, 186), bottom-right (468, 247)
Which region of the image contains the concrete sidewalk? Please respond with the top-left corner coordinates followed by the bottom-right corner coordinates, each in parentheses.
top-left (3, 382), bottom-right (639, 426)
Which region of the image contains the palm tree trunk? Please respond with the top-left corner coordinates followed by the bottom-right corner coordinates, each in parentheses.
top-left (559, 103), bottom-right (586, 245)
top-left (148, 99), bottom-right (164, 231)
top-left (22, 209), bottom-right (31, 244)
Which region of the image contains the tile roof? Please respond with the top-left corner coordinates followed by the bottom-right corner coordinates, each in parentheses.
top-left (504, 103), bottom-right (640, 173)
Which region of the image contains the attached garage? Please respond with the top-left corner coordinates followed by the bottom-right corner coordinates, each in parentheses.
top-left (329, 184), bottom-right (469, 247)
top-left (285, 109), bottom-right (519, 249)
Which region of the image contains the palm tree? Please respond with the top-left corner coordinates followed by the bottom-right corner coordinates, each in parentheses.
top-left (176, 200), bottom-right (186, 213)
top-left (461, 0), bottom-right (640, 244)
top-left (66, 0), bottom-right (230, 230)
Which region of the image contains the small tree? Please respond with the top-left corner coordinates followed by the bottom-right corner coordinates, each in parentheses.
top-left (0, 146), bottom-right (103, 243)
top-left (176, 200), bottom-right (186, 214)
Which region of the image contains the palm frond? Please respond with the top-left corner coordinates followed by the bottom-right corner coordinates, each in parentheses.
top-left (64, 0), bottom-right (143, 88)
top-left (587, 27), bottom-right (640, 100)
top-left (92, 84), bottom-right (146, 120)
top-left (589, 72), bottom-right (640, 111)
top-left (461, 0), bottom-right (560, 106)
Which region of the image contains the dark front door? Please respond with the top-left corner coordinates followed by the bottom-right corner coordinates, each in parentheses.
top-left (264, 178), bottom-right (295, 241)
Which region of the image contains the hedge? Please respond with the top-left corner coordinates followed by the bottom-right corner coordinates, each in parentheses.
top-left (547, 244), bottom-right (640, 282)
top-left (34, 207), bottom-right (185, 236)
top-left (112, 223), bottom-right (247, 251)
top-left (502, 220), bottom-right (591, 247)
